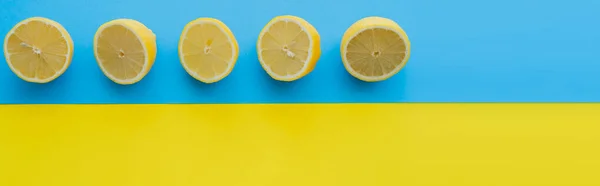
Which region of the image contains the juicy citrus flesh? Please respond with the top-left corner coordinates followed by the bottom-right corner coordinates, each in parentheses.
top-left (258, 15), bottom-right (320, 81)
top-left (94, 19), bottom-right (156, 85)
top-left (179, 18), bottom-right (238, 83)
top-left (3, 17), bottom-right (73, 83)
top-left (345, 28), bottom-right (407, 78)
top-left (341, 17), bottom-right (410, 82)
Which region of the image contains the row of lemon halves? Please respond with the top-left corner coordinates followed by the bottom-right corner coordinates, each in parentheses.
top-left (3, 15), bottom-right (411, 85)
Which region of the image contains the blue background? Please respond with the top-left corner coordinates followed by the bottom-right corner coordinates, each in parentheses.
top-left (0, 0), bottom-right (599, 104)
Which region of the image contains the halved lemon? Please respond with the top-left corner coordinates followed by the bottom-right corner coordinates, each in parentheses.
top-left (341, 16), bottom-right (411, 82)
top-left (257, 15), bottom-right (321, 82)
top-left (3, 17), bottom-right (74, 83)
top-left (94, 19), bottom-right (156, 85)
top-left (179, 18), bottom-right (239, 83)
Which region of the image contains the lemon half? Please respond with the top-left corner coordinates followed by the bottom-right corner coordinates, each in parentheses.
top-left (3, 17), bottom-right (74, 83)
top-left (179, 18), bottom-right (239, 83)
top-left (257, 15), bottom-right (321, 82)
top-left (94, 19), bottom-right (156, 85)
top-left (341, 16), bottom-right (411, 82)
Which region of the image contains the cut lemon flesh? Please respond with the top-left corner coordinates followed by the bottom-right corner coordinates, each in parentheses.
top-left (179, 18), bottom-right (238, 83)
top-left (94, 19), bottom-right (156, 85)
top-left (257, 15), bottom-right (320, 81)
top-left (3, 17), bottom-right (73, 83)
top-left (341, 16), bottom-right (411, 82)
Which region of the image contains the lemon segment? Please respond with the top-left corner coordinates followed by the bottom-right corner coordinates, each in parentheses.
top-left (93, 19), bottom-right (156, 85)
top-left (341, 16), bottom-right (411, 82)
top-left (257, 15), bottom-right (321, 82)
top-left (3, 17), bottom-right (74, 83)
top-left (178, 18), bottom-right (239, 83)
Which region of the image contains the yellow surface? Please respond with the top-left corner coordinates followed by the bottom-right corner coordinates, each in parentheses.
top-left (1, 104), bottom-right (599, 186)
top-left (4, 17), bottom-right (73, 83)
top-left (94, 19), bottom-right (156, 85)
top-left (178, 18), bottom-right (239, 83)
top-left (257, 15), bottom-right (321, 81)
top-left (341, 16), bottom-right (410, 82)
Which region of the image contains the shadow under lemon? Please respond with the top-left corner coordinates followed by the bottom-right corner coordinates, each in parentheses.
top-left (10, 72), bottom-right (69, 103)
top-left (341, 61), bottom-right (409, 102)
top-left (258, 63), bottom-right (309, 96)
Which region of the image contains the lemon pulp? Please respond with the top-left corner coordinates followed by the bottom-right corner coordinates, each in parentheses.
top-left (257, 15), bottom-right (321, 81)
top-left (3, 17), bottom-right (73, 83)
top-left (94, 19), bottom-right (156, 85)
top-left (179, 18), bottom-right (238, 83)
top-left (341, 17), bottom-right (410, 82)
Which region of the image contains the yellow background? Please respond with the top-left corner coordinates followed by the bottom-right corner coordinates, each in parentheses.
top-left (1, 104), bottom-right (599, 186)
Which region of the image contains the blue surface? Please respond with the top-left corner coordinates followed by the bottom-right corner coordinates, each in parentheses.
top-left (1, 0), bottom-right (599, 104)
